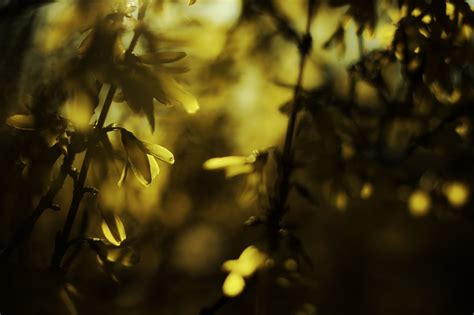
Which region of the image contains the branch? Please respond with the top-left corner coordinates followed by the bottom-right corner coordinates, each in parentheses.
top-left (267, 0), bottom-right (315, 245)
top-left (50, 0), bottom-right (150, 269)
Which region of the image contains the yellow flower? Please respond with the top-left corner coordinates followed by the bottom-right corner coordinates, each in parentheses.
top-left (221, 246), bottom-right (267, 297)
top-left (203, 150), bottom-right (267, 178)
top-left (119, 129), bottom-right (175, 187)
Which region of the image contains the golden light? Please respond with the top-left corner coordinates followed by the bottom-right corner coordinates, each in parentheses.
top-left (284, 258), bottom-right (298, 272)
top-left (408, 190), bottom-right (431, 217)
top-left (360, 183), bottom-right (373, 199)
top-left (443, 182), bottom-right (470, 208)
top-left (455, 119), bottom-right (470, 137)
top-left (222, 246), bottom-right (267, 277)
top-left (335, 192), bottom-right (348, 211)
top-left (221, 246), bottom-right (267, 297)
top-left (341, 143), bottom-right (355, 160)
top-left (223, 272), bottom-right (245, 297)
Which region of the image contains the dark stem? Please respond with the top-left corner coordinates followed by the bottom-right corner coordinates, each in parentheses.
top-left (50, 1), bottom-right (149, 269)
top-left (269, 1), bottom-right (314, 236)
top-left (0, 151), bottom-right (75, 260)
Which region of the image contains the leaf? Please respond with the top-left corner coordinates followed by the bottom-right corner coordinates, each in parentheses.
top-left (143, 142), bottom-right (175, 164)
top-left (121, 130), bottom-right (152, 186)
top-left (101, 213), bottom-right (127, 246)
top-left (139, 51), bottom-right (187, 64)
top-left (188, 0), bottom-right (197, 6)
top-left (6, 115), bottom-right (36, 130)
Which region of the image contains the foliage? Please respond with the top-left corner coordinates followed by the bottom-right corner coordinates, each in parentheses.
top-left (1, 0), bottom-right (474, 314)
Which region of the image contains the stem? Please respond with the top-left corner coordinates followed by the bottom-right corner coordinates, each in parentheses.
top-left (270, 2), bottom-right (314, 231)
top-left (0, 152), bottom-right (75, 260)
top-left (50, 1), bottom-right (149, 269)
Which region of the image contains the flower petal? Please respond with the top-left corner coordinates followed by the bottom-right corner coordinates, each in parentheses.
top-left (203, 156), bottom-right (249, 170)
top-left (149, 154), bottom-right (160, 181)
top-left (117, 161), bottom-right (129, 187)
top-left (101, 214), bottom-right (126, 246)
top-left (222, 272), bottom-right (245, 297)
top-left (159, 73), bottom-right (199, 114)
top-left (143, 142), bottom-right (175, 164)
top-left (121, 130), bottom-right (152, 186)
top-left (225, 164), bottom-right (254, 178)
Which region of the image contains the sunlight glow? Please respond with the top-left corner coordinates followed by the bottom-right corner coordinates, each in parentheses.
top-left (409, 190), bottom-right (431, 217)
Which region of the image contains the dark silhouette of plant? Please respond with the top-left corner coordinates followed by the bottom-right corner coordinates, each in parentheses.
top-left (1, 0), bottom-right (198, 284)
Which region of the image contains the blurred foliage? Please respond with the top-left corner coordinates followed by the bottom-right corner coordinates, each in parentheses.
top-left (1, 0), bottom-right (474, 314)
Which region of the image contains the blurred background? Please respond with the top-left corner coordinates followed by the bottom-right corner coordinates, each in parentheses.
top-left (1, 0), bottom-right (474, 314)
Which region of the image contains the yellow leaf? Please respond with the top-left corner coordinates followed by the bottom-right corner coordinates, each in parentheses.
top-left (6, 115), bottom-right (36, 130)
top-left (222, 272), bottom-right (245, 297)
top-left (188, 0), bottom-right (197, 6)
top-left (143, 142), bottom-right (175, 164)
top-left (101, 214), bottom-right (126, 246)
